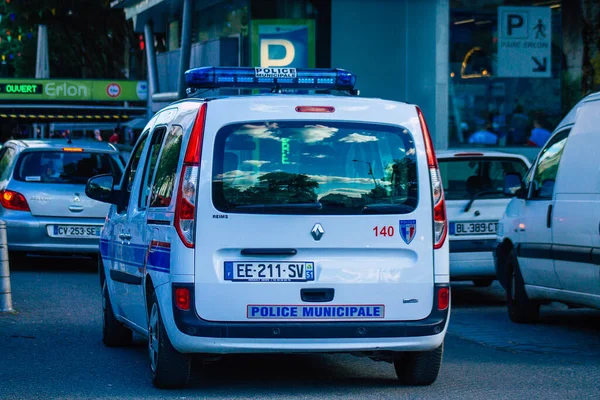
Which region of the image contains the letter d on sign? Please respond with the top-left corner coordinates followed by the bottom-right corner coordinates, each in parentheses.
top-left (260, 39), bottom-right (295, 67)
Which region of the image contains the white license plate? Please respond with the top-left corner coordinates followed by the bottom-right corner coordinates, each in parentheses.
top-left (224, 261), bottom-right (315, 282)
top-left (450, 221), bottom-right (497, 236)
top-left (51, 225), bottom-right (101, 238)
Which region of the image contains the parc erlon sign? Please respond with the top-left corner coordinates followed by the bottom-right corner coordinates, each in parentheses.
top-left (497, 6), bottom-right (552, 78)
top-left (0, 79), bottom-right (148, 101)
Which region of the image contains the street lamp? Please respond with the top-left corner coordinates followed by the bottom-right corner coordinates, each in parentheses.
top-left (352, 159), bottom-right (378, 188)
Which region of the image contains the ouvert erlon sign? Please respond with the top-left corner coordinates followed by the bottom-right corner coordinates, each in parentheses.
top-left (0, 79), bottom-right (148, 101)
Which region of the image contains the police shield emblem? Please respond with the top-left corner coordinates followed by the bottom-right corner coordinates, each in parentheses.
top-left (399, 220), bottom-right (417, 244)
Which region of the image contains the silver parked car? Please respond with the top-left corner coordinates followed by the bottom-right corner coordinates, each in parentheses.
top-left (0, 139), bottom-right (124, 261)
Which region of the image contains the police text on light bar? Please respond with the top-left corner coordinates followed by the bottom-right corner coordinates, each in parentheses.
top-left (184, 66), bottom-right (357, 92)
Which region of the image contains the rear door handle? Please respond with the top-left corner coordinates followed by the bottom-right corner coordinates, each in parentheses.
top-left (546, 204), bottom-right (553, 228)
top-left (301, 288), bottom-right (334, 303)
top-left (241, 248), bottom-right (297, 256)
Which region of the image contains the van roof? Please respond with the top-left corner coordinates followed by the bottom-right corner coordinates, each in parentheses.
top-left (169, 93), bottom-right (410, 106)
top-left (436, 150), bottom-right (530, 163)
top-left (555, 90), bottom-right (600, 131)
top-left (583, 91), bottom-right (600, 103)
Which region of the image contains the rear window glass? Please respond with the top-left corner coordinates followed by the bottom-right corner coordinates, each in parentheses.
top-left (212, 121), bottom-right (418, 215)
top-left (438, 157), bottom-right (529, 200)
top-left (15, 151), bottom-right (123, 184)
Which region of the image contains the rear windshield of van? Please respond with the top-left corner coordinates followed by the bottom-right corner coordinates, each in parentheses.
top-left (438, 157), bottom-right (529, 200)
top-left (212, 121), bottom-right (418, 214)
top-left (15, 151), bottom-right (123, 184)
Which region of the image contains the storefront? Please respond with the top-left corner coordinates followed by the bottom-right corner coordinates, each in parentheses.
top-left (0, 78), bottom-right (148, 142)
top-left (115, 0), bottom-right (600, 157)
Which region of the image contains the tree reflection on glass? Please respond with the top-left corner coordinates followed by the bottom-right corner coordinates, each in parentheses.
top-left (219, 172), bottom-right (319, 209)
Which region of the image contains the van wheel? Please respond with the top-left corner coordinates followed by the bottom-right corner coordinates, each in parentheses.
top-left (148, 292), bottom-right (191, 389)
top-left (393, 343), bottom-right (443, 386)
top-left (102, 281), bottom-right (133, 347)
top-left (472, 279), bottom-right (493, 287)
top-left (506, 250), bottom-right (539, 323)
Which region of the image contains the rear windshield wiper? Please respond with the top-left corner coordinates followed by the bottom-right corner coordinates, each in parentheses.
top-left (233, 202), bottom-right (323, 212)
top-left (361, 203), bottom-right (415, 215)
top-left (464, 190), bottom-right (503, 212)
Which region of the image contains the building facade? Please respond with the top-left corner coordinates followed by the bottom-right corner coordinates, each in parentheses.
top-left (112, 0), bottom-right (600, 157)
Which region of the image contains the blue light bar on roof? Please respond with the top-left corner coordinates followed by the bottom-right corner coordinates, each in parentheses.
top-left (184, 67), bottom-right (357, 92)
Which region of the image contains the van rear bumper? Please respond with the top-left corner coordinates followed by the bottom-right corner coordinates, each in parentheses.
top-left (169, 328), bottom-right (447, 354)
top-left (163, 283), bottom-right (449, 353)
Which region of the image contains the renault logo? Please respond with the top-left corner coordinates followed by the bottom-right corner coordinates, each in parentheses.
top-left (73, 193), bottom-right (81, 202)
top-left (311, 223), bottom-right (324, 241)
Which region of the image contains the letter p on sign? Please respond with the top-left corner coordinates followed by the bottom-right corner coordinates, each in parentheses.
top-left (260, 39), bottom-right (295, 67)
top-left (502, 11), bottom-right (528, 39)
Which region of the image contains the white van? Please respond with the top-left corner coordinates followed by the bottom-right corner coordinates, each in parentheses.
top-left (495, 91), bottom-right (600, 323)
top-left (86, 67), bottom-right (450, 388)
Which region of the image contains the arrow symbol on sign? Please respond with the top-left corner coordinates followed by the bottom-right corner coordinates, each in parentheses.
top-left (532, 56), bottom-right (547, 72)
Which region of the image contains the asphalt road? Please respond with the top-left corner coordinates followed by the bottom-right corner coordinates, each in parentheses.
top-left (1, 258), bottom-right (599, 400)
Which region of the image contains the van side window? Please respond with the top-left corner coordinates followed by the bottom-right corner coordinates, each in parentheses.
top-left (530, 129), bottom-right (570, 200)
top-left (149, 125), bottom-right (184, 208)
top-left (522, 164), bottom-right (534, 193)
top-left (118, 131), bottom-right (149, 213)
top-left (139, 127), bottom-right (167, 209)
top-left (0, 147), bottom-right (16, 181)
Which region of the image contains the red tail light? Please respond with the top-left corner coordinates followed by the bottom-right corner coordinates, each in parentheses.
top-left (175, 103), bottom-right (206, 248)
top-left (416, 106), bottom-right (447, 249)
top-left (295, 106), bottom-right (335, 113)
top-left (0, 189), bottom-right (30, 212)
top-left (438, 286), bottom-right (450, 310)
top-left (184, 103), bottom-right (206, 164)
top-left (175, 287), bottom-right (191, 311)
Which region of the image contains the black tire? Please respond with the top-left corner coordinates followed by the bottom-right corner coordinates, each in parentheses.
top-left (148, 292), bottom-right (191, 389)
top-left (506, 250), bottom-right (540, 323)
top-left (102, 281), bottom-right (133, 347)
top-left (472, 279), bottom-right (494, 288)
top-left (8, 251), bottom-right (27, 268)
top-left (394, 343), bottom-right (443, 386)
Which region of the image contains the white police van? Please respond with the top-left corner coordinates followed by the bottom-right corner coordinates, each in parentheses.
top-left (86, 67), bottom-right (450, 389)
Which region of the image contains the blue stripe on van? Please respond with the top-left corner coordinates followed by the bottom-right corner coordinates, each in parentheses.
top-left (147, 249), bottom-right (171, 272)
top-left (100, 239), bottom-right (110, 258)
top-left (99, 239), bottom-right (171, 273)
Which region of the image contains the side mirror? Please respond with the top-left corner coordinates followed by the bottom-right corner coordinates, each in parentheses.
top-left (503, 173), bottom-right (525, 198)
top-left (86, 174), bottom-right (117, 204)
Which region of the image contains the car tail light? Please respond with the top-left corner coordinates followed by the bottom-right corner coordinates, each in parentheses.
top-left (174, 287), bottom-right (191, 311)
top-left (0, 189), bottom-right (30, 212)
top-left (175, 103), bottom-right (206, 248)
top-left (295, 106), bottom-right (335, 113)
top-left (437, 286), bottom-right (450, 310)
top-left (416, 106), bottom-right (447, 249)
